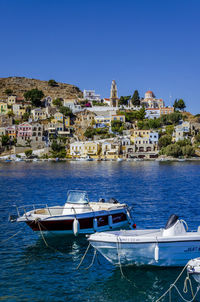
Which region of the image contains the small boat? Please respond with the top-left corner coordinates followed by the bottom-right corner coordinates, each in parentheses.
top-left (117, 158), bottom-right (123, 162)
top-left (88, 214), bottom-right (200, 267)
top-left (75, 156), bottom-right (93, 161)
top-left (187, 258), bottom-right (200, 283)
top-left (10, 190), bottom-right (134, 236)
top-left (14, 157), bottom-right (23, 162)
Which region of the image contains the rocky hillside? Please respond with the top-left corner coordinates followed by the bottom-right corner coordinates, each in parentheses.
top-left (0, 77), bottom-right (83, 99)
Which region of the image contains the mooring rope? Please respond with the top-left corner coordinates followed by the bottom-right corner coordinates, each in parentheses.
top-left (0, 229), bottom-right (22, 244)
top-left (116, 236), bottom-right (133, 283)
top-left (84, 249), bottom-right (97, 270)
top-left (156, 262), bottom-right (199, 302)
top-left (37, 221), bottom-right (68, 256)
top-left (76, 242), bottom-right (91, 270)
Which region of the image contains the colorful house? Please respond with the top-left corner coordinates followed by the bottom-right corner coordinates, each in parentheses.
top-left (6, 126), bottom-right (16, 140)
top-left (0, 102), bottom-right (8, 115)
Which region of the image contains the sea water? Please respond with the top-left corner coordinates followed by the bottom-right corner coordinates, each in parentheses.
top-left (0, 161), bottom-right (200, 301)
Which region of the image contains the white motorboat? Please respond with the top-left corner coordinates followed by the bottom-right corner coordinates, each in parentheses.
top-left (187, 258), bottom-right (200, 283)
top-left (88, 215), bottom-right (200, 266)
top-left (10, 190), bottom-right (134, 236)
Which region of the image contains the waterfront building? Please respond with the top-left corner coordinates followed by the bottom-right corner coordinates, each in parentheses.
top-left (70, 141), bottom-right (100, 157)
top-left (31, 123), bottom-right (43, 144)
top-left (172, 121), bottom-right (190, 142)
top-left (17, 122), bottom-right (32, 145)
top-left (101, 140), bottom-right (121, 159)
top-left (141, 91), bottom-right (164, 108)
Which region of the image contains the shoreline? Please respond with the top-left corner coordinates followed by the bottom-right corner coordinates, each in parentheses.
top-left (0, 157), bottom-right (200, 163)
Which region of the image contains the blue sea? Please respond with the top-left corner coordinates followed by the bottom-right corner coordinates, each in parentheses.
top-left (1, 161), bottom-right (200, 302)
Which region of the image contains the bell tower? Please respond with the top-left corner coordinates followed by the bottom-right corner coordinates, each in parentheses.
top-left (110, 80), bottom-right (119, 107)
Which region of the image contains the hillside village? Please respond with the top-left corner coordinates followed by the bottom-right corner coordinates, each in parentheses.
top-left (0, 77), bottom-right (200, 161)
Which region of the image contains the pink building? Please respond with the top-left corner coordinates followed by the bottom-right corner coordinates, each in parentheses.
top-left (17, 122), bottom-right (32, 140)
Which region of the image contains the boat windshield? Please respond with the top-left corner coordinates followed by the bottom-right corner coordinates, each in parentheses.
top-left (66, 191), bottom-right (89, 204)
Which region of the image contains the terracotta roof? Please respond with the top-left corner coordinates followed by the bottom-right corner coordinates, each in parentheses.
top-left (146, 91), bottom-right (153, 94)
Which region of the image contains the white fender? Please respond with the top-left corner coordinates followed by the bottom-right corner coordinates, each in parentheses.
top-left (108, 215), bottom-right (113, 228)
top-left (93, 218), bottom-right (98, 232)
top-left (73, 218), bottom-right (80, 236)
top-left (154, 243), bottom-right (159, 261)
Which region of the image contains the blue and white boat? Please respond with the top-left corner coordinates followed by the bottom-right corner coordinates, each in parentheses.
top-left (88, 215), bottom-right (200, 267)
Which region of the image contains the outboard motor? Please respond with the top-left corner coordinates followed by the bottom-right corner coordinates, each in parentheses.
top-left (163, 214), bottom-right (186, 237)
top-left (164, 214), bottom-right (179, 229)
top-left (108, 198), bottom-right (118, 204)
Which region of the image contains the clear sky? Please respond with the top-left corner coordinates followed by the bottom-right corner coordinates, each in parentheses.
top-left (1, 0), bottom-right (200, 113)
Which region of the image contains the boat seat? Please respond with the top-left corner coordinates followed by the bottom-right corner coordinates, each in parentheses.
top-left (34, 209), bottom-right (48, 215)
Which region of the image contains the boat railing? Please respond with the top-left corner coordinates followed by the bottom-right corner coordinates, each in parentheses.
top-left (16, 203), bottom-right (64, 218)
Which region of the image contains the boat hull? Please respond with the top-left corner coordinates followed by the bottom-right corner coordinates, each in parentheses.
top-left (90, 240), bottom-right (200, 267)
top-left (25, 212), bottom-right (129, 235)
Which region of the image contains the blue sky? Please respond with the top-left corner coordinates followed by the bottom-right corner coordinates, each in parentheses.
top-left (1, 0), bottom-right (200, 113)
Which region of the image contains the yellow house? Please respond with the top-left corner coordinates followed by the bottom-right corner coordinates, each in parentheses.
top-left (52, 112), bottom-right (64, 124)
top-left (0, 102), bottom-right (8, 115)
top-left (7, 96), bottom-right (17, 106)
top-left (84, 141), bottom-right (100, 157)
top-left (94, 115), bottom-right (111, 127)
top-left (130, 129), bottom-right (151, 143)
top-left (64, 116), bottom-right (70, 127)
top-left (111, 114), bottom-right (125, 123)
top-left (70, 141), bottom-right (101, 158)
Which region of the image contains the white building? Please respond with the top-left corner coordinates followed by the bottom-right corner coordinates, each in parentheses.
top-left (83, 90), bottom-right (101, 102)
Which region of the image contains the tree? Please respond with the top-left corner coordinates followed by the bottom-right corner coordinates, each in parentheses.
top-left (7, 110), bottom-right (15, 118)
top-left (24, 89), bottom-right (44, 107)
top-left (119, 96), bottom-right (131, 106)
top-left (4, 88), bottom-right (13, 96)
top-left (182, 145), bottom-right (195, 157)
top-left (158, 135), bottom-right (172, 149)
top-left (53, 98), bottom-right (63, 107)
top-left (177, 99), bottom-right (186, 111)
top-left (25, 149), bottom-right (33, 158)
top-left (48, 79), bottom-right (58, 87)
top-left (1, 135), bottom-right (10, 146)
top-left (173, 99), bottom-right (178, 109)
top-left (164, 144), bottom-right (182, 157)
top-left (131, 90), bottom-right (140, 106)
top-left (22, 112), bottom-right (30, 121)
top-left (173, 98), bottom-right (186, 111)
top-left (111, 120), bottom-right (124, 134)
top-left (148, 118), bottom-right (161, 129)
top-left (59, 106), bottom-right (73, 118)
top-left (136, 106), bottom-right (146, 120)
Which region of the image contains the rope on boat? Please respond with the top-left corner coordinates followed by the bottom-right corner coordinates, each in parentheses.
top-left (76, 242), bottom-right (91, 270)
top-left (37, 221), bottom-right (68, 256)
top-left (84, 249), bottom-right (97, 270)
top-left (116, 236), bottom-right (133, 283)
top-left (156, 262), bottom-right (199, 302)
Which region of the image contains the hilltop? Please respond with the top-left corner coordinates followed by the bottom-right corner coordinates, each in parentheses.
top-left (0, 77), bottom-right (83, 99)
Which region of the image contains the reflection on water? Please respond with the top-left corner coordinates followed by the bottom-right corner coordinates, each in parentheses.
top-left (1, 161), bottom-right (200, 301)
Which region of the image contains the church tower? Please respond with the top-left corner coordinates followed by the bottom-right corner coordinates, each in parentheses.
top-left (110, 80), bottom-right (119, 107)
